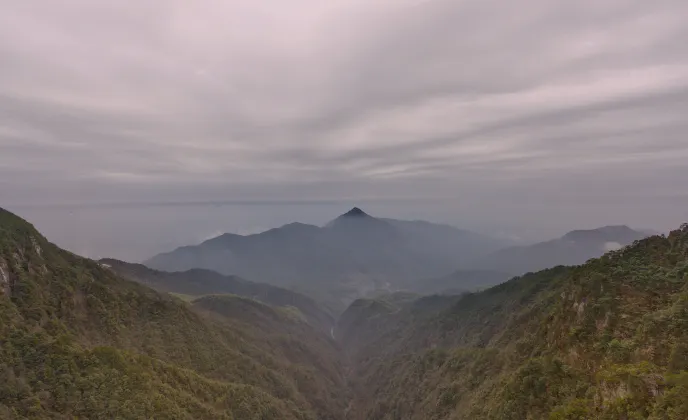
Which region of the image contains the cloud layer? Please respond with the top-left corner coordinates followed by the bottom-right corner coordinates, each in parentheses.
top-left (2, 0), bottom-right (688, 257)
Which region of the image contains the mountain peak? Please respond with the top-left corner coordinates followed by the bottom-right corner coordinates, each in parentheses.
top-left (325, 206), bottom-right (395, 232)
top-left (341, 207), bottom-right (369, 218)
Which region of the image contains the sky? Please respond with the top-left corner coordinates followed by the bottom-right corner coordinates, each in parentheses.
top-left (2, 0), bottom-right (688, 260)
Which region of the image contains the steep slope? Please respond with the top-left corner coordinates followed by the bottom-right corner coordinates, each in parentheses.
top-left (99, 259), bottom-right (335, 333)
top-left (472, 225), bottom-right (650, 275)
top-left (340, 225), bottom-right (688, 419)
top-left (191, 294), bottom-right (349, 417)
top-left (145, 208), bottom-right (504, 311)
top-left (336, 293), bottom-right (462, 357)
top-left (0, 208), bottom-right (348, 419)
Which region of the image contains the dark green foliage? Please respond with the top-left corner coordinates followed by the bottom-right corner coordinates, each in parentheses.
top-left (3, 206), bottom-right (686, 419)
top-left (192, 294), bottom-right (350, 418)
top-left (340, 224), bottom-right (688, 419)
top-left (0, 208), bottom-right (347, 419)
top-left (100, 258), bottom-right (335, 333)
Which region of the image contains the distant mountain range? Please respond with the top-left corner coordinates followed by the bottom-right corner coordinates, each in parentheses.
top-left (145, 209), bottom-right (652, 309)
top-left (145, 208), bottom-right (506, 311)
top-left (100, 258), bottom-right (335, 333)
top-left (2, 204), bottom-right (684, 419)
top-left (403, 269), bottom-right (511, 296)
top-left (470, 225), bottom-right (650, 275)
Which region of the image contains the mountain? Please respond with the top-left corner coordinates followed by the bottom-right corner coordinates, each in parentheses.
top-left (401, 269), bottom-right (511, 295)
top-left (382, 218), bottom-right (506, 259)
top-left (99, 258), bottom-right (335, 333)
top-left (472, 225), bottom-right (650, 275)
top-left (3, 204), bottom-right (686, 419)
top-left (0, 207), bottom-right (348, 419)
top-left (338, 224), bottom-right (688, 419)
top-left (189, 294), bottom-right (347, 414)
top-left (145, 208), bottom-right (505, 312)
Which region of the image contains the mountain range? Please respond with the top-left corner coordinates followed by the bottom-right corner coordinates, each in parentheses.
top-left (145, 208), bottom-right (506, 311)
top-left (146, 208), bottom-right (650, 308)
top-left (403, 269), bottom-right (511, 295)
top-left (470, 224), bottom-right (650, 275)
top-left (1, 206), bottom-right (686, 419)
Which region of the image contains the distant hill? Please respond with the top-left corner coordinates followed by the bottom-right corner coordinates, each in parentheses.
top-left (338, 224), bottom-right (688, 419)
top-left (3, 204), bottom-right (685, 419)
top-left (471, 225), bottom-right (650, 275)
top-left (0, 207), bottom-right (348, 419)
top-left (99, 258), bottom-right (335, 333)
top-left (145, 208), bottom-right (505, 311)
top-left (402, 269), bottom-right (511, 295)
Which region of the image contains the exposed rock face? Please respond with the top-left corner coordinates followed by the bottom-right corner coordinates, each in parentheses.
top-left (31, 236), bottom-right (43, 258)
top-left (0, 258), bottom-right (11, 296)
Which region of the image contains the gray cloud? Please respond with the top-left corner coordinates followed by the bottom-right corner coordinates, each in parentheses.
top-left (1, 0), bottom-right (688, 258)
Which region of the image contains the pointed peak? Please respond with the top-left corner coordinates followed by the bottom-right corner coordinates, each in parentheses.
top-left (325, 207), bottom-right (376, 228)
top-left (342, 207), bottom-right (368, 218)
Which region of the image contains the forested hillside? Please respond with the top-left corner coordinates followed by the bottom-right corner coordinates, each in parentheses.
top-left (99, 259), bottom-right (335, 333)
top-left (340, 224), bottom-right (688, 419)
top-left (3, 204), bottom-right (686, 419)
top-left (0, 208), bottom-right (348, 419)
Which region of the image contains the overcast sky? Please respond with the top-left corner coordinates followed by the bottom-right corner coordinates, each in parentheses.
top-left (2, 0), bottom-right (688, 260)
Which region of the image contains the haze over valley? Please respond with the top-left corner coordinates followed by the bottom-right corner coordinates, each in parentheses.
top-left (141, 207), bottom-right (652, 311)
top-left (3, 0), bottom-right (688, 418)
top-left (2, 206), bottom-right (688, 419)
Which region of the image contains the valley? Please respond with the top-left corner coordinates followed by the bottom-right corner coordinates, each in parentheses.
top-left (1, 206), bottom-right (686, 419)
top-left (338, 225), bottom-right (688, 418)
top-left (4, 1), bottom-right (686, 417)
top-left (144, 208), bottom-right (648, 314)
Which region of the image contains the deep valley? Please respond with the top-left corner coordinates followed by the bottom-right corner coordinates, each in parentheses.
top-left (2, 207), bottom-right (687, 419)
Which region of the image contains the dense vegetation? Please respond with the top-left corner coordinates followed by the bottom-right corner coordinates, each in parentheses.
top-left (192, 294), bottom-right (349, 416)
top-left (2, 204), bottom-right (685, 419)
top-left (100, 259), bottom-right (335, 333)
top-left (0, 208), bottom-right (348, 419)
top-left (340, 224), bottom-right (688, 419)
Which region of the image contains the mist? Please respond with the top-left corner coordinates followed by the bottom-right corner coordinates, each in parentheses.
top-left (6, 191), bottom-right (684, 261)
top-left (2, 0), bottom-right (688, 261)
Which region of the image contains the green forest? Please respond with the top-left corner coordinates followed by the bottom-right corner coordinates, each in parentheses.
top-left (1, 206), bottom-right (687, 419)
top-left (340, 224), bottom-right (688, 419)
top-left (0, 208), bottom-right (348, 419)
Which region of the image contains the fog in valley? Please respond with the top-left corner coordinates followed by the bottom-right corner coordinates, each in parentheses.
top-left (2, 0), bottom-right (688, 419)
